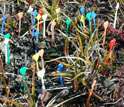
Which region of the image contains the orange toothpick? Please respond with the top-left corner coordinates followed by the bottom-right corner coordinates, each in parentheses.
top-left (103, 21), bottom-right (108, 48)
top-left (51, 19), bottom-right (56, 47)
top-left (17, 12), bottom-right (23, 36)
top-left (38, 49), bottom-right (44, 69)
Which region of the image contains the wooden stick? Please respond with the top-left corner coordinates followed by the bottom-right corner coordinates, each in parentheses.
top-left (86, 80), bottom-right (96, 107)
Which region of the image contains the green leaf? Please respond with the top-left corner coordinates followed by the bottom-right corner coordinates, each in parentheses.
top-left (38, 41), bottom-right (47, 48)
top-left (46, 48), bottom-right (56, 53)
top-left (49, 72), bottom-right (73, 77)
top-left (7, 20), bottom-right (17, 29)
top-left (49, 53), bottom-right (61, 57)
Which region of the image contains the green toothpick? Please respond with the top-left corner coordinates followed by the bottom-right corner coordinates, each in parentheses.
top-left (19, 66), bottom-right (27, 92)
top-left (86, 12), bottom-right (92, 35)
top-left (4, 33), bottom-right (10, 66)
top-left (66, 18), bottom-right (71, 36)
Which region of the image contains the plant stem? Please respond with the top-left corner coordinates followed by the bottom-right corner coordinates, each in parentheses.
top-left (78, 33), bottom-right (83, 71)
top-left (0, 57), bottom-right (9, 106)
top-left (32, 65), bottom-right (35, 107)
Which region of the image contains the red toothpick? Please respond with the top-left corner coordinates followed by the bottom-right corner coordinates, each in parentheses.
top-left (109, 39), bottom-right (116, 51)
top-left (106, 39), bottom-right (116, 63)
top-left (38, 8), bottom-right (43, 31)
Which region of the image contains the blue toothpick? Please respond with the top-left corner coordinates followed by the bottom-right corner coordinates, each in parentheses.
top-left (1, 14), bottom-right (10, 36)
top-left (1, 16), bottom-right (7, 36)
top-left (32, 10), bottom-right (38, 36)
top-left (35, 30), bottom-right (39, 53)
top-left (57, 63), bottom-right (64, 86)
top-left (80, 6), bottom-right (85, 15)
top-left (80, 6), bottom-right (85, 28)
top-left (91, 10), bottom-right (96, 29)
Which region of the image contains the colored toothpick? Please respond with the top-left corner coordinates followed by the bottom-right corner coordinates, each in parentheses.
top-left (37, 69), bottom-right (45, 90)
top-left (91, 10), bottom-right (96, 29)
top-left (113, 3), bottom-right (119, 28)
top-left (17, 12), bottom-right (23, 36)
top-left (1, 16), bottom-right (7, 36)
top-left (32, 10), bottom-right (38, 36)
top-left (38, 8), bottom-right (43, 31)
top-left (102, 39), bottom-right (116, 76)
top-left (36, 14), bottom-right (41, 30)
top-left (27, 6), bottom-right (33, 13)
top-left (38, 49), bottom-right (45, 89)
top-left (27, 6), bottom-right (33, 25)
top-left (80, 6), bottom-right (85, 28)
top-left (42, 14), bottom-right (48, 38)
top-left (38, 49), bottom-right (45, 80)
top-left (35, 30), bottom-right (39, 53)
top-left (38, 49), bottom-right (45, 69)
top-left (51, 19), bottom-right (56, 47)
top-left (19, 66), bottom-right (27, 92)
top-left (1, 14), bottom-right (10, 36)
top-left (80, 15), bottom-right (86, 28)
top-left (32, 53), bottom-right (39, 72)
top-left (56, 8), bottom-right (60, 22)
top-left (80, 6), bottom-right (85, 15)
top-left (4, 33), bottom-right (10, 66)
top-left (86, 12), bottom-right (92, 34)
top-left (57, 63), bottom-right (64, 86)
top-left (103, 21), bottom-right (109, 47)
top-left (66, 18), bottom-right (71, 36)
top-left (106, 39), bottom-right (116, 63)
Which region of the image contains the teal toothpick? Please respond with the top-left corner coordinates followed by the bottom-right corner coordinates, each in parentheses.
top-left (66, 18), bottom-right (71, 36)
top-left (20, 66), bottom-right (27, 93)
top-left (4, 33), bottom-right (10, 66)
top-left (86, 12), bottom-right (92, 35)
